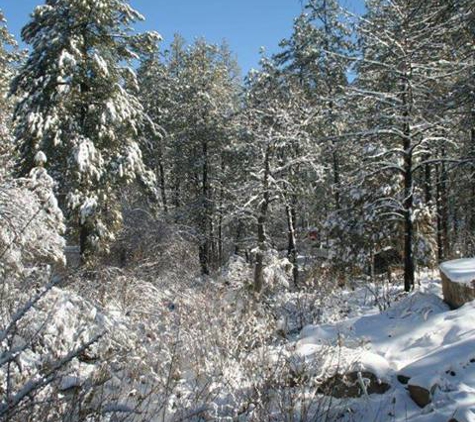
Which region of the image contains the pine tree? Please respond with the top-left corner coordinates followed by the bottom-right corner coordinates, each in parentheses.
top-left (241, 59), bottom-right (320, 291)
top-left (351, 0), bottom-right (457, 290)
top-left (137, 51), bottom-right (170, 214)
top-left (276, 0), bottom-right (353, 212)
top-left (0, 10), bottom-right (18, 179)
top-left (143, 37), bottom-right (240, 275)
top-left (12, 0), bottom-right (160, 259)
top-left (442, 0), bottom-right (475, 255)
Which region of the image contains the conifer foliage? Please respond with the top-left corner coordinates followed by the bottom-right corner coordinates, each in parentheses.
top-left (2, 1), bottom-right (475, 420)
top-left (12, 0), bottom-right (160, 258)
top-left (0, 10), bottom-right (18, 178)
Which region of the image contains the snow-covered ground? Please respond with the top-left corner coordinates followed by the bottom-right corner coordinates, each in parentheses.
top-left (296, 275), bottom-right (475, 421)
top-left (3, 258), bottom-right (475, 421)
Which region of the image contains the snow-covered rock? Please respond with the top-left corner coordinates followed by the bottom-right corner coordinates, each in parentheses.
top-left (440, 258), bottom-right (475, 309)
top-left (440, 259), bottom-right (475, 284)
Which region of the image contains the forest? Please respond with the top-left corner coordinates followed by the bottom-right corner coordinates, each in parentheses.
top-left (0, 0), bottom-right (474, 421)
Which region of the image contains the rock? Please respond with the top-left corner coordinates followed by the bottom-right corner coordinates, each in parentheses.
top-left (440, 259), bottom-right (475, 309)
top-left (408, 384), bottom-right (431, 408)
top-left (318, 371), bottom-right (390, 398)
top-left (397, 374), bottom-right (410, 384)
top-left (404, 372), bottom-right (441, 408)
top-left (441, 272), bottom-right (475, 309)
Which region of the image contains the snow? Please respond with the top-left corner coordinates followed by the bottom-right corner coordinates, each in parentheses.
top-left (440, 258), bottom-right (475, 284)
top-left (74, 138), bottom-right (101, 174)
top-left (296, 278), bottom-right (475, 421)
top-left (3, 244), bottom-right (475, 421)
top-left (34, 150), bottom-right (47, 165)
top-left (79, 196), bottom-right (98, 223)
top-left (0, 173), bottom-right (65, 275)
top-left (93, 53), bottom-right (109, 76)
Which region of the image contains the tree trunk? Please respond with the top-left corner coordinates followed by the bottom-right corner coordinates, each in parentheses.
top-left (158, 156), bottom-right (168, 214)
top-left (435, 148), bottom-right (449, 261)
top-left (403, 153), bottom-right (415, 292)
top-left (436, 163), bottom-right (444, 261)
top-left (286, 195), bottom-right (298, 286)
top-left (200, 139), bottom-right (211, 276)
top-left (424, 154), bottom-right (432, 204)
top-left (402, 69), bottom-right (415, 292)
top-left (218, 214), bottom-right (223, 266)
top-left (210, 220), bottom-right (216, 270)
top-left (79, 223), bottom-right (89, 264)
top-left (78, 27), bottom-right (91, 262)
top-left (216, 159), bottom-right (225, 267)
top-left (468, 103), bottom-right (475, 236)
top-left (332, 149), bottom-right (341, 210)
top-left (254, 145), bottom-right (272, 293)
top-left (440, 157), bottom-right (449, 257)
top-left (234, 220), bottom-right (244, 256)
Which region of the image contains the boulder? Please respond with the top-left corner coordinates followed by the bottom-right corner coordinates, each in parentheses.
top-left (318, 371), bottom-right (390, 398)
top-left (440, 259), bottom-right (475, 309)
top-left (407, 384), bottom-right (432, 408)
top-left (404, 374), bottom-right (440, 408)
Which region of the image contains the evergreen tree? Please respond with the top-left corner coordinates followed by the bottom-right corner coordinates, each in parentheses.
top-left (12, 0), bottom-right (160, 258)
top-left (137, 50), bottom-right (170, 213)
top-left (0, 10), bottom-right (18, 179)
top-left (241, 59), bottom-right (320, 291)
top-left (173, 39), bottom-right (240, 274)
top-left (276, 0), bottom-right (353, 212)
top-left (442, 0), bottom-right (475, 255)
top-left (139, 36), bottom-right (241, 274)
top-left (349, 0), bottom-right (457, 290)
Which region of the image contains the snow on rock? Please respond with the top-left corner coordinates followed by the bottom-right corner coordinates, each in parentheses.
top-left (440, 258), bottom-right (475, 284)
top-left (354, 351), bottom-right (392, 381)
top-left (440, 259), bottom-right (475, 309)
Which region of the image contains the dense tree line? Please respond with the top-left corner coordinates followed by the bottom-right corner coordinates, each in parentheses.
top-left (0, 0), bottom-right (474, 293)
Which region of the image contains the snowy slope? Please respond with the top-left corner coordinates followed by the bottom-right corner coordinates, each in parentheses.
top-left (297, 278), bottom-right (475, 422)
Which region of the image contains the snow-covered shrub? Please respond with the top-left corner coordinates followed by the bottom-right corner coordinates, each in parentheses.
top-left (0, 170), bottom-right (115, 420)
top-left (220, 254), bottom-right (253, 287)
top-left (60, 257), bottom-right (340, 421)
top-left (412, 194), bottom-right (437, 268)
top-left (221, 251), bottom-right (292, 291)
top-left (261, 250), bottom-right (293, 292)
top-left (0, 283), bottom-right (106, 421)
top-left (0, 168), bottom-right (65, 278)
top-left (108, 205), bottom-right (200, 281)
top-left (0, 240), bottom-right (383, 421)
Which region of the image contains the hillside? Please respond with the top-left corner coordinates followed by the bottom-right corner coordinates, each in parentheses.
top-left (297, 277), bottom-right (475, 421)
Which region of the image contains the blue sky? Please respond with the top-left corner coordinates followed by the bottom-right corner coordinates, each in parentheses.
top-left (2, 0), bottom-right (365, 74)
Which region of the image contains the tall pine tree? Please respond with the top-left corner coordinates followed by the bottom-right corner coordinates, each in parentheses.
top-left (12, 0), bottom-right (160, 259)
top-left (352, 0), bottom-right (456, 290)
